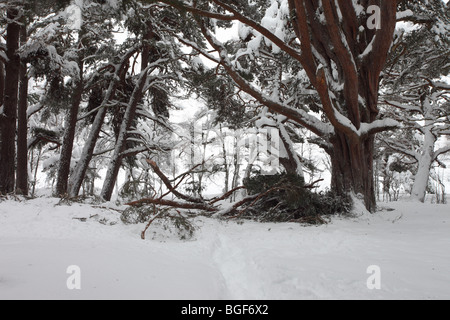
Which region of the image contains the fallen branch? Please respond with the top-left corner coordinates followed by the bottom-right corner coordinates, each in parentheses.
top-left (158, 164), bottom-right (203, 201)
top-left (141, 205), bottom-right (161, 240)
top-left (229, 186), bottom-right (286, 219)
top-left (209, 186), bottom-right (246, 205)
top-left (126, 197), bottom-right (217, 212)
top-left (213, 194), bottom-right (259, 217)
top-left (146, 159), bottom-right (205, 204)
top-left (303, 179), bottom-right (324, 189)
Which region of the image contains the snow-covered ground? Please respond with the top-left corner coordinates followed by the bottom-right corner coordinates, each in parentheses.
top-left (0, 196), bottom-right (449, 300)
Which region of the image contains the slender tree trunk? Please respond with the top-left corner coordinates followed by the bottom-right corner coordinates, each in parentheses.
top-left (0, 61), bottom-right (4, 106)
top-left (231, 136), bottom-right (241, 201)
top-left (55, 58), bottom-right (84, 197)
top-left (0, 7), bottom-right (21, 194)
top-left (100, 66), bottom-right (150, 201)
top-left (411, 126), bottom-right (436, 203)
top-left (278, 123), bottom-right (304, 178)
top-left (68, 106), bottom-right (106, 198)
top-left (0, 60), bottom-right (4, 191)
top-left (220, 126), bottom-right (229, 194)
top-left (101, 24), bottom-right (155, 201)
top-left (67, 47), bottom-right (139, 198)
top-left (16, 22), bottom-right (28, 195)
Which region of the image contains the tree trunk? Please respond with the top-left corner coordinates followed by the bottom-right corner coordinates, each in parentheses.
top-left (411, 127), bottom-right (436, 203)
top-left (55, 58), bottom-right (84, 197)
top-left (0, 7), bottom-right (21, 194)
top-left (16, 22), bottom-right (28, 195)
top-left (68, 106), bottom-right (106, 198)
top-left (67, 46), bottom-right (138, 198)
top-left (101, 24), bottom-right (155, 201)
top-left (0, 60), bottom-right (4, 106)
top-left (329, 132), bottom-right (376, 212)
top-left (278, 123), bottom-right (305, 178)
top-left (100, 66), bottom-right (149, 201)
top-left (221, 127), bottom-right (229, 194)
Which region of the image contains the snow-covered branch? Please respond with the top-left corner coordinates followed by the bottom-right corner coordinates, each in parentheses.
top-left (197, 21), bottom-right (334, 140)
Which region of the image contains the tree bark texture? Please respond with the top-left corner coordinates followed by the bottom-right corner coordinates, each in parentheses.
top-left (55, 58), bottom-right (84, 197)
top-left (67, 46), bottom-right (140, 198)
top-left (16, 21), bottom-right (29, 195)
top-left (101, 23), bottom-right (156, 201)
top-left (0, 7), bottom-right (21, 194)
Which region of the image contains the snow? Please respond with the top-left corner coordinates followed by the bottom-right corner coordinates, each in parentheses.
top-left (1, 197), bottom-right (449, 300)
top-left (0, 51), bottom-right (8, 63)
top-left (396, 10), bottom-right (414, 20)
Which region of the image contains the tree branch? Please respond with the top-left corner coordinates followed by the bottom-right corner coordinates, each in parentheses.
top-left (126, 197), bottom-right (217, 212)
top-left (146, 159), bottom-right (206, 204)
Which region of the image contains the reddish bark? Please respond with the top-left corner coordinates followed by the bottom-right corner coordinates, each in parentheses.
top-left (16, 22), bottom-right (29, 195)
top-left (0, 7), bottom-right (21, 194)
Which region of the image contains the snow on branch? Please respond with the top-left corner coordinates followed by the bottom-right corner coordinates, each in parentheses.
top-left (384, 100), bottom-right (422, 113)
top-left (196, 21), bottom-right (334, 140)
top-left (434, 145), bottom-right (450, 160)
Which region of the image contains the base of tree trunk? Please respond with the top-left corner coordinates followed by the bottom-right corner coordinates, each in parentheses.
top-left (329, 133), bottom-right (377, 213)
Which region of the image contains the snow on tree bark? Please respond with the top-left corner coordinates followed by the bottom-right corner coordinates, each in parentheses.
top-left (411, 124), bottom-right (437, 203)
top-left (68, 46), bottom-right (140, 198)
top-left (55, 57), bottom-right (84, 197)
top-left (100, 64), bottom-right (153, 201)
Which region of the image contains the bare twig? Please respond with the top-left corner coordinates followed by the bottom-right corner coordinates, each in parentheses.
top-left (209, 186), bottom-right (246, 205)
top-left (141, 205), bottom-right (162, 240)
top-left (146, 159), bottom-right (205, 204)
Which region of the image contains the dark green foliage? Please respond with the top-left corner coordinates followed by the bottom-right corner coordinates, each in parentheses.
top-left (186, 68), bottom-right (251, 129)
top-left (24, 0), bottom-right (72, 16)
top-left (28, 127), bottom-right (61, 149)
top-left (242, 173), bottom-right (352, 224)
top-left (121, 205), bottom-right (155, 224)
top-left (149, 86), bottom-right (171, 119)
top-left (244, 173), bottom-right (305, 195)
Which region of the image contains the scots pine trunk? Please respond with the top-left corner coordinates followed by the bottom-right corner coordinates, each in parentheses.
top-left (68, 47), bottom-right (139, 198)
top-left (55, 58), bottom-right (84, 197)
top-left (0, 7), bottom-right (21, 194)
top-left (68, 106), bottom-right (107, 198)
top-left (278, 123), bottom-right (305, 178)
top-left (329, 132), bottom-right (376, 212)
top-left (287, 0), bottom-right (397, 212)
top-left (16, 22), bottom-right (29, 195)
top-left (101, 24), bottom-right (154, 201)
top-left (0, 61), bottom-right (4, 106)
top-left (100, 68), bottom-right (149, 201)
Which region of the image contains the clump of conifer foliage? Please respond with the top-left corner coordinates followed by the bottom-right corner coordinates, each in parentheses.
top-left (241, 173), bottom-right (352, 224)
top-left (121, 205), bottom-right (197, 241)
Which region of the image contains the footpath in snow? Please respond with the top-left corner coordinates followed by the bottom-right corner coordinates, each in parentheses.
top-left (0, 197), bottom-right (449, 300)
